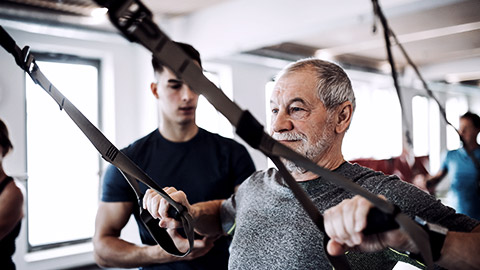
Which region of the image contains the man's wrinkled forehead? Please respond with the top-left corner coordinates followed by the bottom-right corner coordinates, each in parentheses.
top-left (271, 70), bottom-right (317, 101)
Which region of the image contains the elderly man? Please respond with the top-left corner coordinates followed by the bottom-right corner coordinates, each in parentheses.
top-left (143, 58), bottom-right (480, 269)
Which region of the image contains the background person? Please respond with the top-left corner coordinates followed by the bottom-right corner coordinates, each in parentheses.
top-left (0, 118), bottom-right (24, 270)
top-left (425, 111), bottom-right (480, 220)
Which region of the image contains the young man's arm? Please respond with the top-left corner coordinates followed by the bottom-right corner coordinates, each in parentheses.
top-left (93, 201), bottom-right (214, 268)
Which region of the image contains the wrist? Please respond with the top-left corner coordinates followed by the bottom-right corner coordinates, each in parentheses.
top-left (146, 244), bottom-right (181, 263)
top-left (407, 217), bottom-right (448, 263)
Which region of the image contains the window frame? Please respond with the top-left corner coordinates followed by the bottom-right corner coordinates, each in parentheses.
top-left (25, 52), bottom-right (103, 252)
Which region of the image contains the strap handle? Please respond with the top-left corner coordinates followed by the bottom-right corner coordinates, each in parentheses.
top-left (0, 25), bottom-right (194, 257)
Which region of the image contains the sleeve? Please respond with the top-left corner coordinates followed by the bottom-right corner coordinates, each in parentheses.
top-left (220, 194), bottom-right (237, 235)
top-left (101, 163), bottom-right (137, 202)
top-left (376, 175), bottom-right (480, 232)
top-left (439, 151), bottom-right (450, 172)
top-left (230, 142), bottom-right (256, 187)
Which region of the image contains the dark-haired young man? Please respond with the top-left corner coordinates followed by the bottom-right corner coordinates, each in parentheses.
top-left (93, 42), bottom-right (255, 270)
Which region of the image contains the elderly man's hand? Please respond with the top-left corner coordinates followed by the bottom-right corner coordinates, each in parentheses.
top-left (323, 195), bottom-right (418, 256)
top-left (143, 187), bottom-right (192, 229)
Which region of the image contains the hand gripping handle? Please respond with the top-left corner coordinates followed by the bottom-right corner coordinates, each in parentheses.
top-left (363, 206), bottom-right (400, 235)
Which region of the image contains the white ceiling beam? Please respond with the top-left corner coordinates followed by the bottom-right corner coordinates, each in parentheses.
top-left (159, 0), bottom-right (466, 60)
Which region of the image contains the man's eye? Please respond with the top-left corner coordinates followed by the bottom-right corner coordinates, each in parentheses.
top-left (170, 83), bottom-right (183, 89)
top-left (291, 107), bottom-right (304, 112)
top-left (271, 108), bottom-right (279, 114)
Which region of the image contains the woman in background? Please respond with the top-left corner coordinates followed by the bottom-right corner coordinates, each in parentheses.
top-left (0, 118), bottom-right (23, 270)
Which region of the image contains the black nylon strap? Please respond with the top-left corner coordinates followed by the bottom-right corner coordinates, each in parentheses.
top-left (0, 25), bottom-right (194, 257)
top-left (91, 1), bottom-right (435, 269)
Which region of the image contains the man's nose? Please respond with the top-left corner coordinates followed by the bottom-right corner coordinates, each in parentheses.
top-left (181, 86), bottom-right (196, 101)
top-left (271, 110), bottom-right (293, 133)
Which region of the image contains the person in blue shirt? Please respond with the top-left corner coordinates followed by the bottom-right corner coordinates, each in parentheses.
top-left (427, 111), bottom-right (480, 220)
top-left (93, 42), bottom-right (255, 270)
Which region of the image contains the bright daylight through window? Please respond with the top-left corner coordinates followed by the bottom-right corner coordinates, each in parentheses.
top-left (26, 56), bottom-right (100, 250)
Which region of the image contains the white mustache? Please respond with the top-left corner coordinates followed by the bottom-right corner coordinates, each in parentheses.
top-left (271, 132), bottom-right (306, 141)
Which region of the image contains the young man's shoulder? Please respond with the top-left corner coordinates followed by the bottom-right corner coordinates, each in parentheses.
top-left (200, 128), bottom-right (247, 149)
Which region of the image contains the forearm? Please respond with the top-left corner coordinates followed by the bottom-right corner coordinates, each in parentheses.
top-left (191, 199), bottom-right (225, 237)
top-left (426, 170), bottom-right (447, 189)
top-left (93, 236), bottom-right (179, 268)
top-left (436, 227), bottom-right (480, 269)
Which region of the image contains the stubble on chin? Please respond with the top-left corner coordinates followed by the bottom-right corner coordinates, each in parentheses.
top-left (277, 120), bottom-right (334, 175)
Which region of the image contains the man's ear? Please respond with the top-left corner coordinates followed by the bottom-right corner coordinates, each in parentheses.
top-left (151, 83), bottom-right (159, 99)
top-left (335, 101), bottom-right (353, 134)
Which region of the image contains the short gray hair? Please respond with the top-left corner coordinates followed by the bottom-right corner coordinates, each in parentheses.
top-left (277, 58), bottom-right (356, 112)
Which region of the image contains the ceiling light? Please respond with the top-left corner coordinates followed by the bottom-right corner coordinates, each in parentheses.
top-left (90, 7), bottom-right (108, 18)
top-left (314, 50), bottom-right (335, 61)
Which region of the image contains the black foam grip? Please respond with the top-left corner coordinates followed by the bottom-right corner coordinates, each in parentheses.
top-left (167, 206), bottom-right (182, 220)
top-left (363, 206), bottom-right (400, 235)
top-left (236, 110), bottom-right (264, 149)
top-left (140, 208), bottom-right (183, 255)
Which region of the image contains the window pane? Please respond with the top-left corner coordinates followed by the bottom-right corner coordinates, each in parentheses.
top-left (343, 82), bottom-right (402, 160)
top-left (196, 69), bottom-right (234, 138)
top-left (412, 96), bottom-right (429, 156)
top-left (26, 59), bottom-right (100, 248)
top-left (446, 96), bottom-right (468, 150)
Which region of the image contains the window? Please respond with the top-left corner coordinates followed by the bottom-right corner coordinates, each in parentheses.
top-left (412, 96), bottom-right (430, 156)
top-left (445, 96), bottom-right (468, 151)
top-left (25, 54), bottom-right (101, 250)
top-left (342, 77), bottom-right (402, 160)
top-left (412, 95), bottom-right (440, 171)
top-left (196, 64), bottom-right (234, 138)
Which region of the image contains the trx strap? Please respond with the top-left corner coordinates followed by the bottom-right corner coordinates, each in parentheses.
top-left (0, 26), bottom-right (194, 257)
top-left (372, 0), bottom-right (480, 194)
top-left (89, 0), bottom-right (436, 268)
top-left (371, 0), bottom-right (413, 151)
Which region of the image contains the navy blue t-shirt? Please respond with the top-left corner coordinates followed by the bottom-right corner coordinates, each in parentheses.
top-left (101, 128), bottom-right (255, 270)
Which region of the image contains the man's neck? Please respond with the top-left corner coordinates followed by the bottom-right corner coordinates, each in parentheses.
top-left (159, 121), bottom-right (199, 142)
top-left (292, 149), bottom-right (346, 182)
top-left (464, 142), bottom-right (480, 152)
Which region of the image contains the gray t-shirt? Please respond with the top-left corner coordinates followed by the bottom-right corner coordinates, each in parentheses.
top-left (221, 162), bottom-right (479, 270)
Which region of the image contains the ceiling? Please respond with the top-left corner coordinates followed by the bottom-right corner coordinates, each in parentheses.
top-left (0, 0), bottom-right (479, 86)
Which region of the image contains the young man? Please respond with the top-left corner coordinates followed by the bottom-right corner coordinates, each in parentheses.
top-left (93, 42), bottom-right (255, 270)
top-left (144, 58), bottom-right (480, 269)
